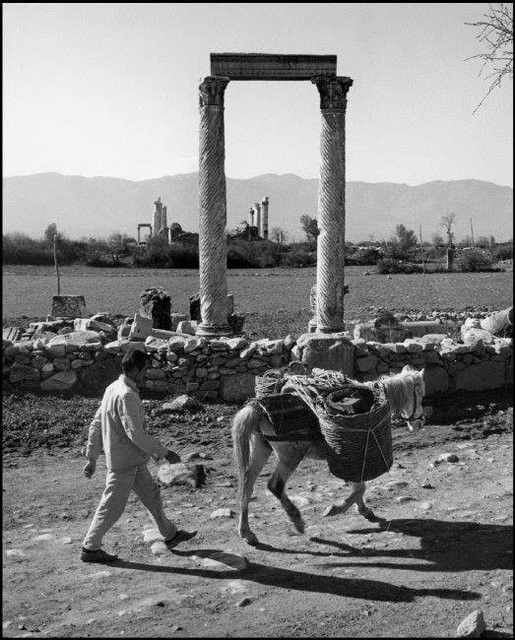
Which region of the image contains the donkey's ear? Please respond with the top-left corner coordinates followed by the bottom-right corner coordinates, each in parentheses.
top-left (419, 367), bottom-right (426, 380)
top-left (401, 364), bottom-right (417, 374)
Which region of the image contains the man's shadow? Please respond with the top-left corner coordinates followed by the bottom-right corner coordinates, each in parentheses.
top-left (310, 517), bottom-right (512, 573)
top-left (114, 545), bottom-right (480, 604)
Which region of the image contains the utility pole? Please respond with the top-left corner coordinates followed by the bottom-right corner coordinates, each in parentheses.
top-left (53, 234), bottom-right (61, 294)
top-left (419, 224), bottom-right (426, 274)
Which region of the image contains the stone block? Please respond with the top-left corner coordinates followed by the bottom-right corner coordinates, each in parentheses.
top-left (417, 334), bottom-right (448, 347)
top-left (170, 313), bottom-right (189, 331)
top-left (3, 327), bottom-right (21, 342)
top-left (139, 287), bottom-right (172, 330)
top-left (355, 354), bottom-right (378, 373)
top-left (210, 53), bottom-right (337, 80)
top-left (220, 372), bottom-right (256, 403)
top-left (176, 320), bottom-right (198, 336)
top-left (79, 357), bottom-right (122, 395)
top-left (462, 328), bottom-right (496, 346)
top-left (48, 331), bottom-right (102, 355)
top-left (455, 360), bottom-right (505, 391)
top-left (423, 365), bottom-right (449, 395)
top-left (9, 363), bottom-right (40, 384)
top-left (41, 370), bottom-right (78, 392)
top-left (297, 332), bottom-right (355, 375)
top-left (128, 313), bottom-right (153, 341)
top-left (51, 295), bottom-right (88, 318)
top-left (119, 340), bottom-right (146, 353)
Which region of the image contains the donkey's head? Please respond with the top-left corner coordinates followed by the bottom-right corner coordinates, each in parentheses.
top-left (399, 365), bottom-right (426, 432)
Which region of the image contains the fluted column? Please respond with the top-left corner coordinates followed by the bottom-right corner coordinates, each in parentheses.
top-left (197, 76), bottom-right (232, 337)
top-left (312, 76), bottom-right (353, 333)
top-left (261, 197), bottom-right (269, 240)
top-left (254, 202), bottom-right (261, 237)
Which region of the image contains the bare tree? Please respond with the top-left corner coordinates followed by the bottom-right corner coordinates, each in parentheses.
top-left (441, 213), bottom-right (456, 246)
top-left (270, 227), bottom-right (287, 244)
top-left (466, 3), bottom-right (513, 113)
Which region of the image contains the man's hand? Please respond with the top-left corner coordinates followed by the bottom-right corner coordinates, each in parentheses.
top-left (164, 450), bottom-right (181, 465)
top-left (83, 459), bottom-right (96, 478)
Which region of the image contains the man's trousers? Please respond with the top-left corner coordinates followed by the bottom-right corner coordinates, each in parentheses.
top-left (82, 463), bottom-right (177, 550)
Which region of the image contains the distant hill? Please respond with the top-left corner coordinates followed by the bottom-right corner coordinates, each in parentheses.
top-left (2, 172), bottom-right (513, 242)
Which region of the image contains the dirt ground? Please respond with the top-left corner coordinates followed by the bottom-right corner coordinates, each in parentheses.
top-left (2, 393), bottom-right (513, 638)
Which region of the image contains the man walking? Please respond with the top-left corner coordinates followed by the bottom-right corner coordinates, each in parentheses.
top-left (81, 349), bottom-right (197, 563)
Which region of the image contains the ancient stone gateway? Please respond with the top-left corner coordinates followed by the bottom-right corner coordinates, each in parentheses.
top-left (197, 53), bottom-right (352, 337)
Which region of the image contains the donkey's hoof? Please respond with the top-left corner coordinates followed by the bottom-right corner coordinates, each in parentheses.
top-left (244, 533), bottom-right (259, 546)
top-left (322, 504), bottom-right (339, 517)
top-left (292, 517), bottom-right (305, 534)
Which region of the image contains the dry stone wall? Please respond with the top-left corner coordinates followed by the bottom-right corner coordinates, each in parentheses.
top-left (2, 312), bottom-right (512, 402)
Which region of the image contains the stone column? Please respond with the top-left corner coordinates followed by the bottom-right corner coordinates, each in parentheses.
top-left (197, 76), bottom-right (232, 337)
top-left (254, 202), bottom-right (261, 237)
top-left (152, 198), bottom-right (162, 236)
top-left (312, 76), bottom-right (353, 333)
top-left (261, 197), bottom-right (269, 240)
top-left (249, 207), bottom-right (255, 227)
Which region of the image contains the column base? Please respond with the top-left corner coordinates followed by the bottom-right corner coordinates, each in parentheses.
top-left (195, 322), bottom-right (233, 338)
top-left (307, 318), bottom-right (318, 333)
top-left (317, 324), bottom-right (346, 334)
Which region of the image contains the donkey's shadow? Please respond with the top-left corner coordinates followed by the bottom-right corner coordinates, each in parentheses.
top-left (312, 517), bottom-right (512, 572)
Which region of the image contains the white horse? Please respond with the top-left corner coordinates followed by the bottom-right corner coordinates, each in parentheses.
top-left (231, 365), bottom-right (425, 546)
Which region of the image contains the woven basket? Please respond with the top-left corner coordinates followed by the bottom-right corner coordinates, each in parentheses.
top-left (284, 372), bottom-right (393, 483)
top-left (317, 398), bottom-right (392, 482)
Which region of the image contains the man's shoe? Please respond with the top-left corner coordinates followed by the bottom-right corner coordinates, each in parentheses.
top-left (165, 530), bottom-right (198, 549)
top-left (81, 547), bottom-right (119, 563)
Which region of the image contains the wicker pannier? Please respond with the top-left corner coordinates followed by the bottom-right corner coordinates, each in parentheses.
top-left (317, 395), bottom-right (393, 483)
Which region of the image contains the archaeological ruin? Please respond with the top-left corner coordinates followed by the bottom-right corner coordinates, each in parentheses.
top-left (197, 53), bottom-right (352, 337)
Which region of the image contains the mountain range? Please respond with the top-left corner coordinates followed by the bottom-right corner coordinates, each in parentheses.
top-left (2, 172), bottom-right (513, 242)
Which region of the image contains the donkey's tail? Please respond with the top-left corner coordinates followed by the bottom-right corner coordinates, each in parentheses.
top-left (231, 403), bottom-right (262, 477)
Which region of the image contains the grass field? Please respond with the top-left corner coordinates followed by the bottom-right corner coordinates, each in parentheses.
top-left (2, 264), bottom-right (513, 339)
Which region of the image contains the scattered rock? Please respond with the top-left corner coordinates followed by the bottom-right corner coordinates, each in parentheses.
top-left (158, 462), bottom-right (205, 488)
top-left (210, 508), bottom-right (235, 520)
top-left (236, 597), bottom-right (252, 608)
top-left (436, 453), bottom-right (460, 464)
top-left (456, 610), bottom-right (487, 637)
top-left (150, 541), bottom-right (168, 556)
top-left (395, 496), bottom-right (416, 503)
top-left (6, 549), bottom-right (27, 558)
top-left (160, 395), bottom-right (203, 413)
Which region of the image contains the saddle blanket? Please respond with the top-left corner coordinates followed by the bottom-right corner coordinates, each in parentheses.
top-left (253, 393), bottom-right (322, 442)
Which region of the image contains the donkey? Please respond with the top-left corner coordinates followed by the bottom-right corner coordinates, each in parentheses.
top-left (231, 365), bottom-right (425, 546)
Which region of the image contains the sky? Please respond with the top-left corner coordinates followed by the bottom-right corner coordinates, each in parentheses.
top-left (2, 3), bottom-right (513, 187)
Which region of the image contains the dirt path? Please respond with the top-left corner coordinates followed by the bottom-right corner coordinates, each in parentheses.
top-left (2, 410), bottom-right (513, 638)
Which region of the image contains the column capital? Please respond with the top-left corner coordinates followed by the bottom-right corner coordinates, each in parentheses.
top-left (312, 76), bottom-right (353, 111)
top-left (199, 76), bottom-right (230, 108)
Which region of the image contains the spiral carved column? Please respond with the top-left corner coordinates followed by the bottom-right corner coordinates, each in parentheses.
top-left (312, 76), bottom-right (353, 333)
top-left (196, 76), bottom-right (232, 337)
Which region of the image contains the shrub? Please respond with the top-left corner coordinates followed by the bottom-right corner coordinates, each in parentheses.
top-left (493, 243), bottom-right (513, 261)
top-left (457, 249), bottom-right (494, 272)
top-left (280, 248), bottom-right (317, 268)
top-left (377, 258), bottom-right (423, 274)
top-left (346, 248), bottom-right (382, 266)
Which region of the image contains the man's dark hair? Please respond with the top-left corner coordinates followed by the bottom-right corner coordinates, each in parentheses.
top-left (121, 350), bottom-right (148, 373)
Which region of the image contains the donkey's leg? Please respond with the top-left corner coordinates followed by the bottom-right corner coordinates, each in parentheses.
top-left (322, 481), bottom-right (368, 518)
top-left (267, 446), bottom-right (306, 533)
top-left (354, 483), bottom-right (386, 523)
top-left (238, 434), bottom-right (272, 546)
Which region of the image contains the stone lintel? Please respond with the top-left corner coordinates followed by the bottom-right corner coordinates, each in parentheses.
top-left (210, 53), bottom-right (337, 80)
